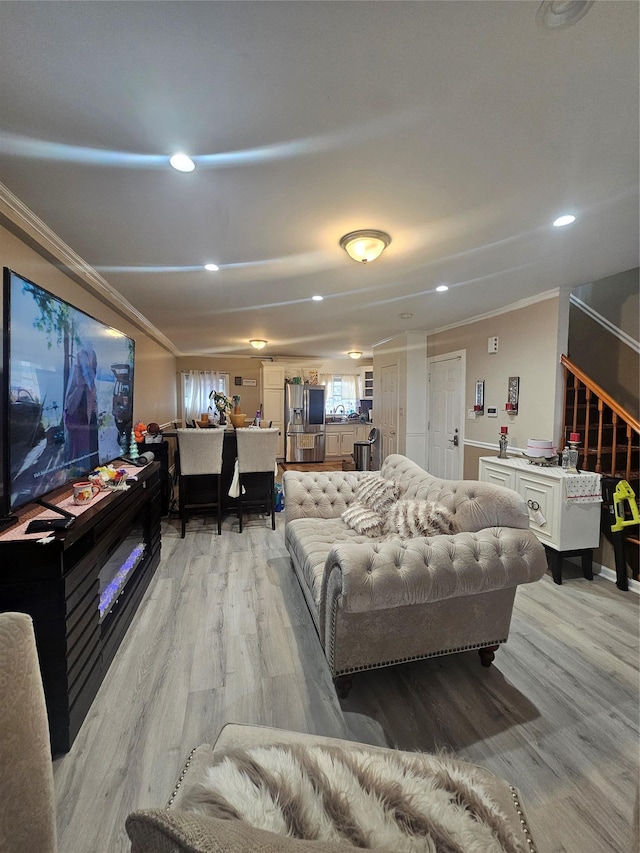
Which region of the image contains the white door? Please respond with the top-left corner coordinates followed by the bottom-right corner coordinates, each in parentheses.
top-left (428, 353), bottom-right (464, 479)
top-left (380, 364), bottom-right (398, 461)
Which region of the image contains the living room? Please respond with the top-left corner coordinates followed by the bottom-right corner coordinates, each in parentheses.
top-left (0, 2), bottom-right (638, 852)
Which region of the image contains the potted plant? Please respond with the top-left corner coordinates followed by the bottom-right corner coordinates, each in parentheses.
top-left (209, 390), bottom-right (233, 425)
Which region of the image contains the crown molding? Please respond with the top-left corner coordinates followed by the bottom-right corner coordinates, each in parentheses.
top-left (0, 182), bottom-right (180, 356)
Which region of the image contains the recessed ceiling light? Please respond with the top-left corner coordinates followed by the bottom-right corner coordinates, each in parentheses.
top-left (399, 312), bottom-right (413, 319)
top-left (204, 263), bottom-right (219, 272)
top-left (312, 295), bottom-right (324, 301)
top-left (553, 214), bottom-right (576, 227)
top-left (436, 284), bottom-right (449, 292)
top-left (537, 1), bottom-right (594, 30)
top-left (169, 153), bottom-right (195, 172)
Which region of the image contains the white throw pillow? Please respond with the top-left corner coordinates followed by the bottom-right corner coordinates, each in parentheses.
top-left (342, 502), bottom-right (385, 536)
top-left (386, 498), bottom-right (455, 538)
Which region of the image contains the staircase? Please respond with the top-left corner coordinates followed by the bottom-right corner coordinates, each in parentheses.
top-left (561, 355), bottom-right (639, 584)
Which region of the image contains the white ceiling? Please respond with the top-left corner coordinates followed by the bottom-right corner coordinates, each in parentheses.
top-left (0, 1), bottom-right (638, 360)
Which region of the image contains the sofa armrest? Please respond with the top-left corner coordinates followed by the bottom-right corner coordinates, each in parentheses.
top-left (319, 528), bottom-right (547, 627)
top-left (283, 470), bottom-right (369, 524)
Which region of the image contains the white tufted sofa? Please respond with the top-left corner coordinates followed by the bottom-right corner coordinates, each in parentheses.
top-left (283, 454), bottom-right (547, 695)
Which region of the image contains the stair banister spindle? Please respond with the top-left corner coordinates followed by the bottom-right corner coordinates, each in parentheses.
top-left (610, 412), bottom-right (618, 478)
top-left (583, 387), bottom-right (592, 470)
top-left (572, 374), bottom-right (580, 437)
top-left (596, 398), bottom-right (604, 474)
top-left (625, 424), bottom-right (633, 482)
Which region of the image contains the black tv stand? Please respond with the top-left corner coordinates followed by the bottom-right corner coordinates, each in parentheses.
top-left (0, 462), bottom-right (162, 755)
top-left (0, 515), bottom-right (18, 533)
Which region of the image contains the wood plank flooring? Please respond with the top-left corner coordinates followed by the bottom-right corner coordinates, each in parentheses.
top-left (53, 514), bottom-right (639, 853)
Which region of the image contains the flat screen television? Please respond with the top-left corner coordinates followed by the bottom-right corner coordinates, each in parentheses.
top-left (1, 267), bottom-right (135, 519)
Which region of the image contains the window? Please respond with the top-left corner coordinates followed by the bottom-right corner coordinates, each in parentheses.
top-left (182, 370), bottom-right (229, 424)
top-left (322, 374), bottom-right (358, 414)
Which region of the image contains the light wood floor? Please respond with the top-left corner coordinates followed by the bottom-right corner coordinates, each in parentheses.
top-left (53, 512), bottom-right (639, 853)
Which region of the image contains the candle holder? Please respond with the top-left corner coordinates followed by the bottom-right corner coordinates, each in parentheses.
top-left (562, 435), bottom-right (580, 472)
top-left (498, 432), bottom-right (509, 459)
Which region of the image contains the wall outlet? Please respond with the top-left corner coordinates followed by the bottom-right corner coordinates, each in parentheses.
top-left (488, 336), bottom-right (499, 353)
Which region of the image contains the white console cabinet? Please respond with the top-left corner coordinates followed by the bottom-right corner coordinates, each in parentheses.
top-left (478, 456), bottom-right (602, 585)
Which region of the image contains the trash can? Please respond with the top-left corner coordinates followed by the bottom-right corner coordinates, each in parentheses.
top-left (353, 428), bottom-right (378, 471)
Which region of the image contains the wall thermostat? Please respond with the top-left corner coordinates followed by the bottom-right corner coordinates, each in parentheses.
top-left (487, 406), bottom-right (498, 417)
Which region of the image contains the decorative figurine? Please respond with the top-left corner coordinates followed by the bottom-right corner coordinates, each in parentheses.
top-left (498, 426), bottom-right (509, 459)
top-left (128, 431), bottom-right (139, 461)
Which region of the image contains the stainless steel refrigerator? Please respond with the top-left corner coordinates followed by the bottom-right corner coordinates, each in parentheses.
top-left (284, 382), bottom-right (325, 462)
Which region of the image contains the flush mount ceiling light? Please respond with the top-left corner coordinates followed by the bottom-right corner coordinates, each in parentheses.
top-left (436, 284), bottom-right (449, 292)
top-left (312, 294), bottom-right (324, 301)
top-left (553, 214), bottom-right (576, 227)
top-left (537, 1), bottom-right (594, 30)
top-left (340, 230), bottom-right (391, 263)
top-left (204, 263), bottom-right (219, 272)
top-left (399, 312), bottom-right (413, 319)
top-left (348, 351), bottom-right (362, 360)
top-left (169, 152), bottom-right (195, 172)
top-left (250, 339), bottom-right (267, 350)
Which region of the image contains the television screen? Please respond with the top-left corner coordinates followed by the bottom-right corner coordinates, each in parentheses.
top-left (3, 268), bottom-right (135, 514)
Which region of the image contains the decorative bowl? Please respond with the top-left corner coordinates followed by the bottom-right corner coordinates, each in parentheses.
top-left (229, 413), bottom-right (247, 429)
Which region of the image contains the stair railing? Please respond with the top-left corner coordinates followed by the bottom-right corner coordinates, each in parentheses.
top-left (560, 354), bottom-right (639, 482)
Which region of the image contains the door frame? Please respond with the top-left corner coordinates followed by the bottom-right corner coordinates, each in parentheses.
top-left (427, 349), bottom-right (466, 479)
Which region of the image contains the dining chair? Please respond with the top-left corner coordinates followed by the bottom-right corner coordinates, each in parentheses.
top-left (235, 428), bottom-right (279, 532)
top-left (176, 428), bottom-right (225, 537)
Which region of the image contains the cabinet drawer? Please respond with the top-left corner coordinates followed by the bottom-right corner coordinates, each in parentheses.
top-left (517, 472), bottom-right (557, 543)
top-left (479, 460), bottom-right (516, 490)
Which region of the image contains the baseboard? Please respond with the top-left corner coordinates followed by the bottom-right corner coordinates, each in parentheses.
top-left (596, 565), bottom-right (640, 594)
top-left (566, 556), bottom-right (639, 594)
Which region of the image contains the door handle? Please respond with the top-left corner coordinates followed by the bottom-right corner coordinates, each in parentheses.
top-left (448, 432), bottom-right (459, 447)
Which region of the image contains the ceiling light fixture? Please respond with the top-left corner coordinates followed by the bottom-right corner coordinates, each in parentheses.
top-left (312, 294), bottom-right (324, 301)
top-left (399, 312), bottom-right (413, 319)
top-left (553, 214), bottom-right (576, 227)
top-left (204, 263), bottom-right (219, 272)
top-left (250, 339), bottom-right (267, 350)
top-left (340, 230), bottom-right (391, 263)
top-left (537, 1), bottom-right (594, 30)
top-left (169, 152), bottom-right (195, 172)
top-left (348, 351), bottom-right (362, 360)
top-left (436, 284), bottom-right (449, 292)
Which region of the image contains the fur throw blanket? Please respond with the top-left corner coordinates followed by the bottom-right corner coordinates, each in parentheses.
top-left (386, 498), bottom-right (456, 539)
top-left (179, 743), bottom-right (526, 852)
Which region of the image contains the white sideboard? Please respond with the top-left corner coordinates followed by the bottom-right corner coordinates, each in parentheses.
top-left (478, 456), bottom-right (602, 584)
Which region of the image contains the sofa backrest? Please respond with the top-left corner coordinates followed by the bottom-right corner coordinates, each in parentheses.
top-left (381, 454), bottom-right (530, 532)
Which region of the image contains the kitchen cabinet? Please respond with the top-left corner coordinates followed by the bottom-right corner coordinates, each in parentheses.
top-left (325, 424), bottom-right (356, 457)
top-left (359, 367), bottom-right (374, 399)
top-left (478, 456), bottom-right (602, 584)
top-left (260, 363), bottom-right (285, 457)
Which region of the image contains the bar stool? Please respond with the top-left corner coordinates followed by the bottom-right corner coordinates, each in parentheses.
top-left (235, 428), bottom-right (279, 532)
top-left (176, 429), bottom-right (225, 537)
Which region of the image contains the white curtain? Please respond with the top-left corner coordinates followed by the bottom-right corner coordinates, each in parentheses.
top-left (319, 373), bottom-right (359, 412)
top-left (182, 371), bottom-right (229, 423)
top-left (340, 374), bottom-right (358, 403)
